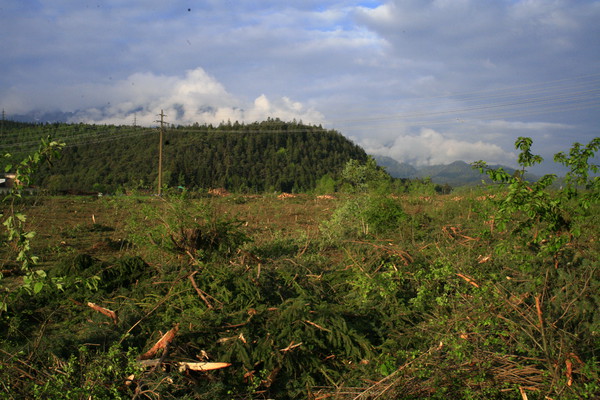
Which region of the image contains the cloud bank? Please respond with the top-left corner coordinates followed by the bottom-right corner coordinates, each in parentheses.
top-left (6, 68), bottom-right (325, 127)
top-left (1, 0), bottom-right (598, 172)
top-left (361, 128), bottom-right (517, 167)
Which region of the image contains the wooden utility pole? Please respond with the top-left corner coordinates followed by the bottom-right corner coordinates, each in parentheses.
top-left (156, 110), bottom-right (167, 195)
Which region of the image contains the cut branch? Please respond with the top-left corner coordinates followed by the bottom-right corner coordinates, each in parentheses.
top-left (178, 361), bottom-right (231, 372)
top-left (456, 273), bottom-right (479, 288)
top-left (188, 271), bottom-right (214, 309)
top-left (139, 324), bottom-right (179, 360)
top-left (87, 302), bottom-right (118, 325)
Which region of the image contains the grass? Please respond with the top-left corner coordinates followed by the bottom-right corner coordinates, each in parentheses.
top-left (0, 189), bottom-right (598, 399)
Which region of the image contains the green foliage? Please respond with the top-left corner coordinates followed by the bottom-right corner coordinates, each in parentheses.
top-left (0, 136), bottom-right (598, 399)
top-left (464, 137), bottom-right (600, 398)
top-left (326, 157), bottom-right (406, 238)
top-left (314, 173), bottom-right (336, 194)
top-left (30, 344), bottom-right (142, 399)
top-left (361, 196), bottom-right (407, 235)
top-left (474, 136), bottom-right (599, 253)
top-left (340, 157), bottom-right (391, 193)
top-left (1, 136), bottom-right (64, 310)
top-left (128, 195), bottom-right (249, 261)
top-left (473, 138), bottom-right (561, 251)
top-left (323, 194), bottom-right (407, 238)
top-left (553, 137), bottom-right (600, 237)
top-left (554, 137), bottom-right (600, 196)
top-left (407, 177), bottom-right (439, 196)
top-left (51, 253), bottom-right (150, 296)
top-left (10, 119), bottom-right (369, 193)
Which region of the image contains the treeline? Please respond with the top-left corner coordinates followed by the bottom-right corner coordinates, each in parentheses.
top-left (4, 119), bottom-right (371, 193)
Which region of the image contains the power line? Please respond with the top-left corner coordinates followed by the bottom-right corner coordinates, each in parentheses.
top-left (389, 72), bottom-right (600, 106)
top-left (328, 73), bottom-right (600, 126)
top-left (0, 129), bottom-right (154, 151)
top-left (332, 90), bottom-right (600, 127)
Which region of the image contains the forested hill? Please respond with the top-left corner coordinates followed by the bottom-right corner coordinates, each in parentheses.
top-left (3, 119), bottom-right (368, 193)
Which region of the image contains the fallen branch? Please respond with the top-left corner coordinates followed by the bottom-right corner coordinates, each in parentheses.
top-left (139, 324), bottom-right (179, 360)
top-left (0, 349), bottom-right (47, 385)
top-left (188, 271), bottom-right (214, 309)
top-left (119, 269), bottom-right (188, 346)
top-left (304, 320), bottom-right (331, 332)
top-left (217, 333), bottom-right (247, 344)
top-left (351, 341), bottom-right (445, 400)
top-left (456, 273), bottom-right (480, 288)
top-left (442, 225), bottom-right (478, 246)
top-left (87, 302), bottom-right (118, 325)
top-left (280, 341), bottom-right (303, 352)
top-left (178, 361), bottom-right (231, 372)
top-left (519, 386), bottom-right (529, 400)
top-left (349, 240), bottom-right (413, 266)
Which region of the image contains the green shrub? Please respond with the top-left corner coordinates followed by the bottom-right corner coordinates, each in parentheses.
top-left (31, 344), bottom-right (141, 399)
top-left (127, 196), bottom-right (249, 261)
top-left (323, 194), bottom-right (406, 238)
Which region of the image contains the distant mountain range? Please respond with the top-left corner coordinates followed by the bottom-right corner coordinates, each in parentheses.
top-left (372, 155), bottom-right (525, 187)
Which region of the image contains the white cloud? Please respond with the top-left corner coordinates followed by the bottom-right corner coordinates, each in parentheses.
top-left (362, 128), bottom-right (516, 167)
top-left (357, 2), bottom-right (395, 25)
top-left (65, 68), bottom-right (325, 127)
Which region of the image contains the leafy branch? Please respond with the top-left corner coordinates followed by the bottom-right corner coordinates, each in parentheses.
top-left (1, 137), bottom-right (64, 309)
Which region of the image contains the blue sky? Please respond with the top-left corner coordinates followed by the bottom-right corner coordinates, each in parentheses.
top-left (1, 0), bottom-right (599, 172)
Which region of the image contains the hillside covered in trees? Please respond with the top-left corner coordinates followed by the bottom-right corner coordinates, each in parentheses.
top-left (2, 119), bottom-right (369, 193)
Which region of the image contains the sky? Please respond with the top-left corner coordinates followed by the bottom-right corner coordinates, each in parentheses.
top-left (1, 0), bottom-right (599, 173)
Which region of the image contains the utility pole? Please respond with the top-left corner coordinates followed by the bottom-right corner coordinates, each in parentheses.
top-left (1, 109), bottom-right (4, 137)
top-left (156, 110), bottom-right (167, 196)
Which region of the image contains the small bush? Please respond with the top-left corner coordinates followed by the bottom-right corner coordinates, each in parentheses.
top-left (127, 197), bottom-right (249, 261)
top-left (323, 195), bottom-right (406, 238)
